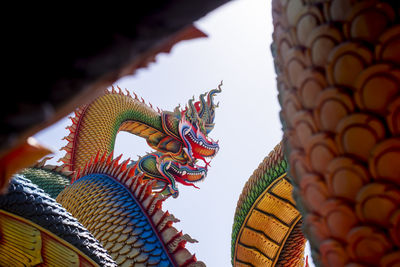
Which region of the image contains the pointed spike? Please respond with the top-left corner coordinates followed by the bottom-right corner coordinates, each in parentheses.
top-left (99, 152), bottom-right (107, 165)
top-left (120, 158), bottom-right (130, 172)
top-left (106, 152), bottom-right (113, 165)
top-left (114, 154), bottom-right (122, 165)
top-left (93, 151), bottom-right (101, 164)
top-left (120, 167), bottom-right (133, 184)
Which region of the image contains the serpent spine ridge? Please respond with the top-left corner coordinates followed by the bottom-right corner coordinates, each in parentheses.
top-left (272, 0), bottom-right (400, 265)
top-left (60, 87), bottom-right (167, 172)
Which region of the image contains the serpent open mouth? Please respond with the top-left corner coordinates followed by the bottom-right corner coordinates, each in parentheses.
top-left (179, 119), bottom-right (219, 164)
top-left (166, 161), bottom-right (207, 183)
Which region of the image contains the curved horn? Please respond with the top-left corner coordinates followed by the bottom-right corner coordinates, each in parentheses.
top-left (207, 81), bottom-right (223, 110)
top-left (198, 92), bottom-right (209, 121)
top-left (203, 81), bottom-right (222, 133)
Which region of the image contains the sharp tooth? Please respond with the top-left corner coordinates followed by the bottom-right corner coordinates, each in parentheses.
top-left (199, 140), bottom-right (203, 146)
top-left (167, 161), bottom-right (172, 170)
top-left (182, 171), bottom-right (187, 175)
top-left (185, 128), bottom-right (190, 135)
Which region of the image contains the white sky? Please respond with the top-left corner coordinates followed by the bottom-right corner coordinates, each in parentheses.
top-left (35, 0), bottom-right (315, 266)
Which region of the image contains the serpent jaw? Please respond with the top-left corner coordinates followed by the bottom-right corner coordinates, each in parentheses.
top-left (166, 160), bottom-right (207, 184)
top-left (179, 118), bottom-right (219, 165)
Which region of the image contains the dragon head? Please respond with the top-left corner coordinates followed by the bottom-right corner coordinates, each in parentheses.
top-left (178, 117), bottom-right (219, 166)
top-left (134, 152), bottom-right (208, 198)
top-left (138, 82), bottom-right (222, 197)
top-left (158, 82), bottom-right (222, 165)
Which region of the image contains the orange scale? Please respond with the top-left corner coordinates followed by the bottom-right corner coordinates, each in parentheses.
top-left (354, 64), bottom-right (400, 115)
top-left (369, 138), bottom-right (400, 183)
top-left (346, 226), bottom-right (393, 265)
top-left (293, 111), bottom-right (318, 148)
top-left (295, 6), bottom-right (324, 46)
top-left (321, 199), bottom-right (359, 241)
top-left (284, 48), bottom-right (309, 89)
top-left (326, 157), bottom-right (370, 202)
top-left (305, 133), bottom-right (339, 175)
top-left (355, 183), bottom-right (400, 227)
top-left (326, 42), bottom-right (372, 88)
top-left (344, 2), bottom-right (395, 43)
top-left (305, 24), bottom-right (343, 67)
top-left (297, 69), bottom-right (327, 110)
top-left (323, 0), bottom-right (358, 22)
top-left (336, 113), bottom-right (386, 162)
top-left (285, 0), bottom-right (305, 27)
top-left (320, 239), bottom-right (349, 267)
top-left (299, 173), bottom-right (329, 214)
top-left (276, 33), bottom-right (293, 65)
top-left (375, 25), bottom-right (400, 65)
top-left (314, 88), bottom-right (355, 133)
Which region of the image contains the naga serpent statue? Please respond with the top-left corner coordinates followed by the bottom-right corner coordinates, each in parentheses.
top-left (232, 0), bottom-right (400, 266)
top-left (2, 0), bottom-right (400, 266)
top-left (0, 85), bottom-right (221, 266)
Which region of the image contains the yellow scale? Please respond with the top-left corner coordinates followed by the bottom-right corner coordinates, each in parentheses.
top-left (0, 209), bottom-right (99, 267)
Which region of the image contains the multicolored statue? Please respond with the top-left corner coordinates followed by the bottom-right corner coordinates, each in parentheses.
top-left (0, 84), bottom-right (221, 266)
top-left (2, 1), bottom-right (400, 265)
top-left (60, 86), bottom-right (220, 197)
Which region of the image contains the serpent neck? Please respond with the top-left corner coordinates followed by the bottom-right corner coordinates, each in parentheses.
top-left (63, 91), bottom-right (165, 171)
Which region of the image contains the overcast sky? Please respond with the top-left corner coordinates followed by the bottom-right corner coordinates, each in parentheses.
top-left (35, 0), bottom-right (314, 266)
